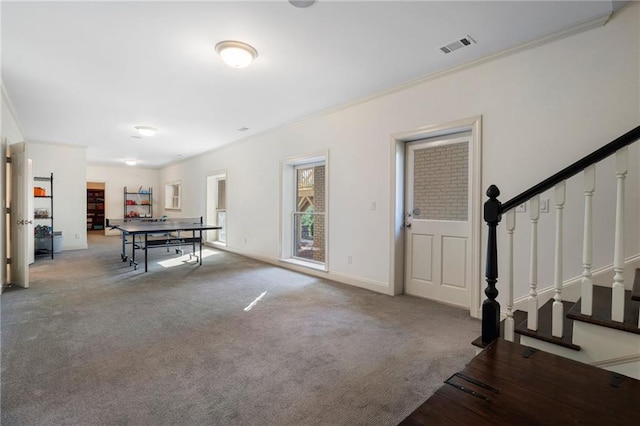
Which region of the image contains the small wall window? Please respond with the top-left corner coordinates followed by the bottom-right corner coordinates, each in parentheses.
top-left (206, 173), bottom-right (226, 245)
top-left (216, 178), bottom-right (226, 243)
top-left (281, 152), bottom-right (328, 271)
top-left (164, 181), bottom-right (181, 210)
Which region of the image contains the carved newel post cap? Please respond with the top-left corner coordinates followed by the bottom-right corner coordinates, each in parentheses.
top-left (487, 185), bottom-right (500, 199)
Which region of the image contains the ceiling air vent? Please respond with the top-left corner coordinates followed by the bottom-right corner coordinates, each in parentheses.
top-left (440, 35), bottom-right (476, 54)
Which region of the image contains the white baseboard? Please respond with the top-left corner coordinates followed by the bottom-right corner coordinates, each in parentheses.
top-left (591, 353), bottom-right (640, 368)
top-left (204, 242), bottom-right (392, 295)
top-left (591, 354), bottom-right (640, 380)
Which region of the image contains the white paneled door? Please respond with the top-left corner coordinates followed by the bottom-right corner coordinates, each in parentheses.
top-left (404, 136), bottom-right (471, 308)
top-left (8, 142), bottom-right (31, 288)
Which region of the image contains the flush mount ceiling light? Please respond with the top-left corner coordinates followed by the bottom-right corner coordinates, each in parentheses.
top-left (289, 0), bottom-right (315, 8)
top-left (125, 160), bottom-right (137, 166)
top-left (135, 126), bottom-right (157, 136)
top-left (215, 40), bottom-right (258, 69)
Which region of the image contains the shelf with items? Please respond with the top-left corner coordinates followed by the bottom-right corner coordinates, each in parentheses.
top-left (124, 186), bottom-right (153, 218)
top-left (87, 189), bottom-right (105, 230)
top-left (33, 173), bottom-right (55, 259)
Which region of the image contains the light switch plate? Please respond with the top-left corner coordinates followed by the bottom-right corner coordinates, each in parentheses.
top-left (540, 198), bottom-right (550, 213)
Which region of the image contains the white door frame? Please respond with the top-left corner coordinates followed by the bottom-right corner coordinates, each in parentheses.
top-left (389, 116), bottom-right (482, 318)
top-left (1, 137), bottom-right (6, 290)
top-left (8, 142), bottom-right (32, 288)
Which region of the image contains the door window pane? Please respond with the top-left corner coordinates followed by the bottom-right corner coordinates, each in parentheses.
top-left (413, 142), bottom-right (468, 221)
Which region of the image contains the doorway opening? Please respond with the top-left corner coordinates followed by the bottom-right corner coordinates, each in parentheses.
top-left (390, 116), bottom-right (482, 317)
top-left (87, 182), bottom-right (106, 240)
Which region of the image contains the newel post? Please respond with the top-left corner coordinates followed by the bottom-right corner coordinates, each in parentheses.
top-left (482, 185), bottom-right (502, 345)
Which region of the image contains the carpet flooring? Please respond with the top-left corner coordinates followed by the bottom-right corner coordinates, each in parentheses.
top-left (1, 232), bottom-right (479, 425)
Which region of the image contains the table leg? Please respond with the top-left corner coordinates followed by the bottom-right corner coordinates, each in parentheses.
top-left (121, 232), bottom-right (127, 261)
top-left (131, 235), bottom-right (136, 264)
top-left (145, 233), bottom-right (148, 272)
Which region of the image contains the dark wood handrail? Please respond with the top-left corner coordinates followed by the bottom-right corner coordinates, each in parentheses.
top-left (501, 125), bottom-right (640, 213)
top-left (480, 124), bottom-right (640, 347)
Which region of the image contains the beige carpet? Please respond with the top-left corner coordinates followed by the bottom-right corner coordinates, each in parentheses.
top-left (1, 232), bottom-right (479, 425)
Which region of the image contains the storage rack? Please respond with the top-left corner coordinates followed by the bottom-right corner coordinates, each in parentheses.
top-left (87, 189), bottom-right (105, 230)
top-left (124, 187), bottom-right (153, 218)
top-left (34, 173), bottom-right (54, 259)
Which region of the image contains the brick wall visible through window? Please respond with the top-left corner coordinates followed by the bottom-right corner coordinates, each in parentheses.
top-left (312, 165), bottom-right (325, 262)
top-left (413, 142), bottom-right (468, 221)
top-left (294, 163), bottom-right (325, 264)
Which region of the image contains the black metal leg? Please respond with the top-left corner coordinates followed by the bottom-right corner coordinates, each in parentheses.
top-left (121, 233), bottom-right (127, 261)
top-left (145, 233), bottom-right (148, 272)
top-left (199, 230), bottom-right (202, 265)
top-left (131, 235), bottom-right (136, 263)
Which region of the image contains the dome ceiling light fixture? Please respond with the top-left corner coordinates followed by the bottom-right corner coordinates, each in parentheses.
top-left (125, 160), bottom-right (138, 166)
top-left (289, 0), bottom-right (315, 8)
top-left (215, 40), bottom-right (258, 69)
top-left (135, 126), bottom-right (157, 136)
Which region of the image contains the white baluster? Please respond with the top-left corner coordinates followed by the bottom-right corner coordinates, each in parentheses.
top-left (505, 209), bottom-right (516, 342)
top-left (552, 181), bottom-right (566, 338)
top-left (612, 147), bottom-right (627, 322)
top-left (528, 195), bottom-right (540, 331)
top-left (581, 165), bottom-right (595, 316)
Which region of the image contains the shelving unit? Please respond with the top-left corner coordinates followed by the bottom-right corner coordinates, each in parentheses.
top-left (34, 173), bottom-right (54, 259)
top-left (124, 187), bottom-right (153, 218)
top-left (87, 189), bottom-right (105, 230)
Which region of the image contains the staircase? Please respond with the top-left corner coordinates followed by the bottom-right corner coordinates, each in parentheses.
top-left (478, 125), bottom-right (640, 379)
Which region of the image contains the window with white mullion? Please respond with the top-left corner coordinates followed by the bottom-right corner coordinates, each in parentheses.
top-left (292, 163), bottom-right (325, 264)
top-left (164, 181), bottom-right (181, 210)
top-left (281, 154), bottom-right (327, 270)
top-left (216, 177), bottom-right (226, 243)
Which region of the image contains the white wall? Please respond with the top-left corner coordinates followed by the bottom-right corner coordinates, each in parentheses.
top-left (159, 4), bottom-right (640, 302)
top-left (86, 165), bottom-right (160, 234)
top-left (2, 87), bottom-right (24, 144)
top-left (27, 142), bottom-right (88, 251)
top-left (2, 85), bottom-right (26, 287)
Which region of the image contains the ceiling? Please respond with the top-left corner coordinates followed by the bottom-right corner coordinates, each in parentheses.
top-left (2, 1), bottom-right (619, 168)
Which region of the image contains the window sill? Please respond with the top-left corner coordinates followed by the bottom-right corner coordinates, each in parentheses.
top-left (280, 258), bottom-right (327, 272)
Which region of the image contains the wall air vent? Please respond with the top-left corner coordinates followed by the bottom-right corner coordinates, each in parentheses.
top-left (440, 35), bottom-right (476, 54)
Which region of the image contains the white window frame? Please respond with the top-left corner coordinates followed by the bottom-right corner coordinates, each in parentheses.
top-left (215, 177), bottom-right (227, 244)
top-left (206, 172), bottom-right (227, 246)
top-left (280, 151), bottom-right (329, 271)
top-left (164, 181), bottom-right (182, 210)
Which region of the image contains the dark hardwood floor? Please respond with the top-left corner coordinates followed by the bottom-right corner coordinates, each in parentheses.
top-left (400, 339), bottom-right (640, 425)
